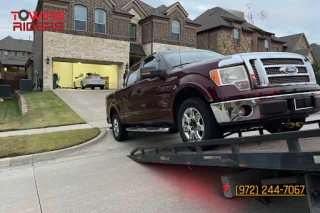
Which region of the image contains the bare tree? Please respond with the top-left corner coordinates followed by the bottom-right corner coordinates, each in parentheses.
top-left (245, 0), bottom-right (268, 24)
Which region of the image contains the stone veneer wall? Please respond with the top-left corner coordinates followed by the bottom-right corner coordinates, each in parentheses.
top-left (143, 43), bottom-right (194, 56)
top-left (43, 31), bottom-right (130, 91)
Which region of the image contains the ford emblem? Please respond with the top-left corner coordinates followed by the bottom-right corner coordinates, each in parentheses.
top-left (280, 66), bottom-right (298, 74)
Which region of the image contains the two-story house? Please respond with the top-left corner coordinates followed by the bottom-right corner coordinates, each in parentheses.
top-left (0, 36), bottom-right (33, 75)
top-left (194, 7), bottom-right (286, 55)
top-left (33, 0), bottom-right (199, 91)
top-left (278, 33), bottom-right (317, 64)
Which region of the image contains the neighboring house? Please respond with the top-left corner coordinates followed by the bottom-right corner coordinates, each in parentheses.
top-left (278, 33), bottom-right (317, 64)
top-left (33, 0), bottom-right (199, 91)
top-left (194, 7), bottom-right (285, 55)
top-left (311, 43), bottom-right (320, 65)
top-left (0, 36), bottom-right (33, 75)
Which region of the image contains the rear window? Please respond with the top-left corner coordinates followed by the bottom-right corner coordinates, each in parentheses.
top-left (86, 73), bottom-right (100, 76)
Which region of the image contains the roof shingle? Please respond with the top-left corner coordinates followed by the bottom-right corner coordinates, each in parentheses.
top-left (277, 33), bottom-right (304, 52)
top-left (0, 36), bottom-right (33, 53)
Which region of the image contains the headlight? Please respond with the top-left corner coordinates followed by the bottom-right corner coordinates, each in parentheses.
top-left (209, 65), bottom-right (250, 91)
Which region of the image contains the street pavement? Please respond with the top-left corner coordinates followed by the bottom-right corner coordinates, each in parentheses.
top-left (0, 128), bottom-right (315, 213)
top-left (1, 89), bottom-right (319, 213)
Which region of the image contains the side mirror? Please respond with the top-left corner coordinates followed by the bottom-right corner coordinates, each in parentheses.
top-left (75, 77), bottom-right (78, 79)
top-left (140, 66), bottom-right (164, 80)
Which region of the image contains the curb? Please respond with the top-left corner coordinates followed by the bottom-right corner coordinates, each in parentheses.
top-left (0, 128), bottom-right (107, 169)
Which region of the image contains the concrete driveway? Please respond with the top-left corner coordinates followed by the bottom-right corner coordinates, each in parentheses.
top-left (0, 127), bottom-right (315, 213)
top-left (53, 89), bottom-right (114, 128)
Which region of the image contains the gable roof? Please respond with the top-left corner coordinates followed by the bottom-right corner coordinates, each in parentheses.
top-left (291, 48), bottom-right (311, 57)
top-left (0, 36), bottom-right (33, 53)
top-left (277, 33), bottom-right (304, 51)
top-left (194, 7), bottom-right (247, 33)
top-left (114, 0), bottom-right (199, 25)
top-left (311, 44), bottom-right (320, 64)
top-left (163, 2), bottom-right (189, 17)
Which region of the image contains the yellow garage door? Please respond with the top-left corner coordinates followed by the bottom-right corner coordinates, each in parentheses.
top-left (53, 62), bottom-right (118, 89)
top-left (53, 62), bottom-right (73, 88)
top-left (72, 63), bottom-right (118, 89)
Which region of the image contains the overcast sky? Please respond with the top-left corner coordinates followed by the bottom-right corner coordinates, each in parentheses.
top-left (0, 0), bottom-right (319, 44)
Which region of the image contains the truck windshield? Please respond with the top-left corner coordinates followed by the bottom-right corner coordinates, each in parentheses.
top-left (160, 49), bottom-right (223, 68)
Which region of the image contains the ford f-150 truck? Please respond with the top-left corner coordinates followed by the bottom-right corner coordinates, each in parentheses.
top-left (106, 49), bottom-right (320, 145)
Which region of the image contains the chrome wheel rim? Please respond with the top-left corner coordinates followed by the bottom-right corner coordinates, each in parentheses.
top-left (182, 107), bottom-right (204, 141)
top-left (113, 118), bottom-right (119, 137)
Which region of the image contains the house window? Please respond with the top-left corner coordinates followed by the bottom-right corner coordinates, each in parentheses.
top-left (95, 9), bottom-right (106, 34)
top-left (264, 40), bottom-right (269, 52)
top-left (233, 29), bottom-right (240, 46)
top-left (171, 20), bottom-right (180, 41)
top-left (300, 46), bottom-right (304, 50)
top-left (22, 52), bottom-right (26, 57)
top-left (74, 5), bottom-right (87, 31)
top-left (130, 24), bottom-right (136, 41)
top-left (276, 47), bottom-right (279, 52)
top-left (4, 51), bottom-right (8, 56)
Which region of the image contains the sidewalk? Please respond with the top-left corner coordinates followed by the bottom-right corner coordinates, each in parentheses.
top-left (0, 124), bottom-right (97, 137)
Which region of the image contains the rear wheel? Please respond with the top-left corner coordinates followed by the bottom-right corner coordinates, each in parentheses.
top-left (74, 83), bottom-right (77, 89)
top-left (112, 114), bottom-right (128, 141)
top-left (81, 82), bottom-right (85, 89)
top-left (91, 87), bottom-right (95, 90)
top-left (265, 118), bottom-right (305, 133)
top-left (100, 86), bottom-right (104, 90)
top-left (178, 97), bottom-right (223, 151)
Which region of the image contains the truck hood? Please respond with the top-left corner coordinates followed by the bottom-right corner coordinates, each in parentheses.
top-left (218, 52), bottom-right (307, 68)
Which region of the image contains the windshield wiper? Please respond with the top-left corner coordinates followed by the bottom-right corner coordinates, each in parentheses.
top-left (171, 62), bottom-right (193, 68)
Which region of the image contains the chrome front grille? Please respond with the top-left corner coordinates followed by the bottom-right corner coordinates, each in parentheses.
top-left (269, 76), bottom-right (310, 84)
top-left (249, 57), bottom-right (311, 86)
top-left (261, 58), bottom-right (304, 65)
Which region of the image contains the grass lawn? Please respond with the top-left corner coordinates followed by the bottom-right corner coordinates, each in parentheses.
top-left (0, 91), bottom-right (85, 132)
top-left (0, 128), bottom-right (100, 158)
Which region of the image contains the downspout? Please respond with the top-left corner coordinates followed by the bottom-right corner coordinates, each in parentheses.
top-left (41, 5), bottom-right (44, 92)
top-left (151, 20), bottom-right (153, 54)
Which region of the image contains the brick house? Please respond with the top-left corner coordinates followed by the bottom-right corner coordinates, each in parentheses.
top-left (194, 7), bottom-right (285, 55)
top-left (33, 0), bottom-right (199, 91)
top-left (0, 36), bottom-right (33, 75)
top-left (278, 33), bottom-right (317, 64)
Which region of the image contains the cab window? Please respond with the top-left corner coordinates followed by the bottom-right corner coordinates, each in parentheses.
top-left (143, 56), bottom-right (160, 69)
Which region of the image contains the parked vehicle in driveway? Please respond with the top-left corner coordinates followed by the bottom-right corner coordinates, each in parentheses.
top-left (74, 73), bottom-right (105, 90)
top-left (106, 49), bottom-right (320, 145)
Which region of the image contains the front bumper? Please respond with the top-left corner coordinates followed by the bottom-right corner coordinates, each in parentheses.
top-left (211, 91), bottom-right (320, 124)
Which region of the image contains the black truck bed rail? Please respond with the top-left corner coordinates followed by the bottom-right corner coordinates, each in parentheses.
top-left (129, 127), bottom-right (320, 172)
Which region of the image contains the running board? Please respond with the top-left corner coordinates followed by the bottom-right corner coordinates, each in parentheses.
top-left (126, 127), bottom-right (170, 132)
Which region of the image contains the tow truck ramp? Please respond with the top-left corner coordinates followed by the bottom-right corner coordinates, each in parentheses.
top-left (129, 124), bottom-right (320, 213)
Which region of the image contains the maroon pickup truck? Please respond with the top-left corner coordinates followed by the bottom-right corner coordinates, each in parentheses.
top-left (106, 49), bottom-right (320, 145)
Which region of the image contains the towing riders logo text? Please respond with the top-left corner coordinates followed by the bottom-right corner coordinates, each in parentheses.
top-left (11, 10), bottom-right (64, 32)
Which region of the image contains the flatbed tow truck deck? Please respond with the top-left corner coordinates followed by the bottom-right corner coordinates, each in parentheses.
top-left (128, 120), bottom-right (320, 213)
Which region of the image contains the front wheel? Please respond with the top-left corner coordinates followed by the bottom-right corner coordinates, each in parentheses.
top-left (177, 97), bottom-right (223, 151)
top-left (112, 114), bottom-right (128, 141)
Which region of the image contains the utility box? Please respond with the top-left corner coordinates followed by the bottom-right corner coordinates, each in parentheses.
top-left (20, 79), bottom-right (33, 92)
top-left (0, 85), bottom-right (11, 99)
top-left (53, 73), bottom-right (58, 89)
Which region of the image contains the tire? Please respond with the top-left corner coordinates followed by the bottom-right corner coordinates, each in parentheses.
top-left (112, 114), bottom-right (128, 141)
top-left (81, 82), bottom-right (85, 89)
top-left (91, 87), bottom-right (95, 90)
top-left (265, 118), bottom-right (305, 133)
top-left (74, 83), bottom-right (77, 89)
top-left (177, 97), bottom-right (223, 151)
top-left (100, 86), bottom-right (104, 90)
top-left (168, 126), bottom-right (179, 134)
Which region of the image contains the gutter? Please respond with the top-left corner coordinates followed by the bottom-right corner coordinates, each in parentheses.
top-left (151, 21), bottom-right (153, 54)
